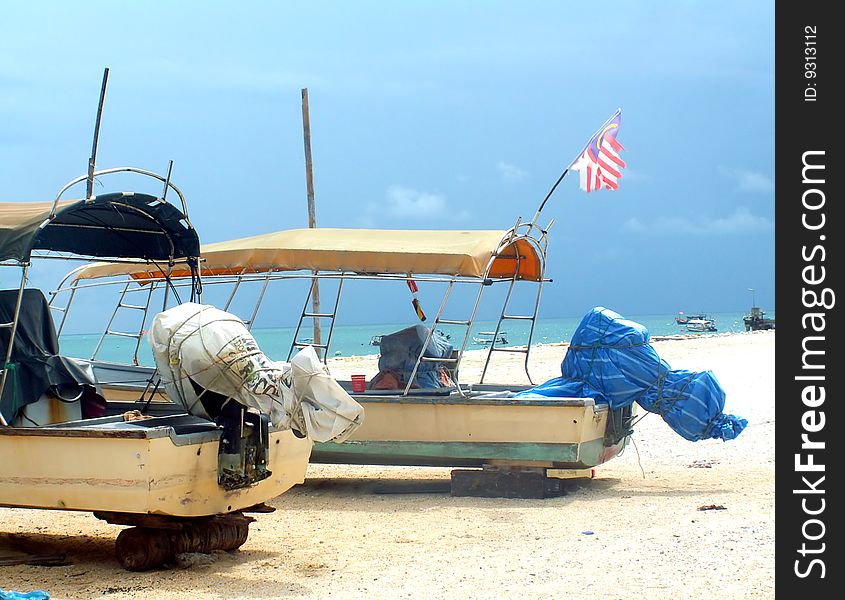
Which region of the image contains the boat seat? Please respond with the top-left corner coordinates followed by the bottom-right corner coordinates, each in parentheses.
top-left (43, 412), bottom-right (221, 436)
top-left (114, 413), bottom-right (221, 435)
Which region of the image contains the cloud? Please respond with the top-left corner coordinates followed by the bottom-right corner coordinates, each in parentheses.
top-left (719, 167), bottom-right (774, 193)
top-left (623, 206), bottom-right (772, 236)
top-left (384, 186), bottom-right (446, 218)
top-left (367, 185), bottom-right (471, 222)
top-left (620, 168), bottom-right (646, 182)
top-left (497, 161), bottom-right (528, 183)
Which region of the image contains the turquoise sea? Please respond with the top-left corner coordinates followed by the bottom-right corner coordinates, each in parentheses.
top-left (59, 310), bottom-right (767, 367)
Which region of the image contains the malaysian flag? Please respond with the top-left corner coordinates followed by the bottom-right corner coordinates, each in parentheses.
top-left (570, 109), bottom-right (626, 192)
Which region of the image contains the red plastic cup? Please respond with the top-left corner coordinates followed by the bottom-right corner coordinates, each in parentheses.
top-left (351, 374), bottom-right (367, 393)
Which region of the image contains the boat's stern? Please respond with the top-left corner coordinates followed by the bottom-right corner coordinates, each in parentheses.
top-left (0, 415), bottom-right (312, 517)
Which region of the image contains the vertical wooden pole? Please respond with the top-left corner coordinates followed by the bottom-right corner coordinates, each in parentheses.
top-left (301, 88), bottom-right (322, 355)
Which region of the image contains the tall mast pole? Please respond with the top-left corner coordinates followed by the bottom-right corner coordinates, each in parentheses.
top-left (86, 67), bottom-right (110, 200)
top-left (301, 88), bottom-right (322, 356)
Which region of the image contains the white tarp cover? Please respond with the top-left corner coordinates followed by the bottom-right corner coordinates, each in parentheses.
top-left (148, 302), bottom-right (364, 443)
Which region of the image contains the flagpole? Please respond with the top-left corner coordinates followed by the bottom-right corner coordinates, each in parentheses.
top-left (529, 108), bottom-right (622, 226)
top-left (529, 167), bottom-right (570, 226)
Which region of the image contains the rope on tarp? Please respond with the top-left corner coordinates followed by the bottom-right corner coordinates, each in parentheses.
top-left (568, 319), bottom-right (639, 444)
top-left (568, 326), bottom-right (697, 416)
top-left (572, 335), bottom-right (735, 441)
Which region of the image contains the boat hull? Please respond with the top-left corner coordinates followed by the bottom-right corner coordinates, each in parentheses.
top-left (86, 363), bottom-right (630, 472)
top-left (0, 419), bottom-right (312, 517)
top-left (311, 394), bottom-right (629, 469)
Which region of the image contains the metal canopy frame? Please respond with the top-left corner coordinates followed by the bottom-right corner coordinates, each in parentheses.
top-left (48, 217), bottom-right (552, 399)
top-left (0, 167), bottom-right (201, 427)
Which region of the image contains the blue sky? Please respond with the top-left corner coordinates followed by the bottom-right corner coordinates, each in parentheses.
top-left (1, 1), bottom-right (774, 329)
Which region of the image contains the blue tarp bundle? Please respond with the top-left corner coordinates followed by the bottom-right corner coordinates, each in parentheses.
top-left (516, 307), bottom-right (747, 441)
top-left (0, 590), bottom-right (50, 600)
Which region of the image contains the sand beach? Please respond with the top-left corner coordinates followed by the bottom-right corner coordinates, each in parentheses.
top-left (1, 330), bottom-right (774, 599)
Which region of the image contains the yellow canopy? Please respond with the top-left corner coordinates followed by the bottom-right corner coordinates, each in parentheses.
top-left (71, 228), bottom-right (544, 282)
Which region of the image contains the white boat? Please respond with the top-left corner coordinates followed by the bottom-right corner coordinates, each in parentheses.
top-left (0, 166), bottom-right (313, 571)
top-left (685, 318), bottom-right (717, 332)
top-left (472, 331), bottom-right (509, 346)
top-left (675, 311), bottom-right (708, 324)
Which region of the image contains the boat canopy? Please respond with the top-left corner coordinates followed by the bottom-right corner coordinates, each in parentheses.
top-left (70, 228), bottom-right (544, 283)
top-left (0, 192), bottom-right (200, 263)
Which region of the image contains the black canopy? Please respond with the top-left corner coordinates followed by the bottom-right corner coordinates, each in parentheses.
top-left (0, 192), bottom-right (200, 263)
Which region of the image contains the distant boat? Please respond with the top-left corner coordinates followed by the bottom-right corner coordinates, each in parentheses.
top-left (685, 318), bottom-right (717, 332)
top-left (473, 331), bottom-right (508, 346)
top-left (743, 307), bottom-right (775, 331)
top-left (675, 312), bottom-right (708, 325)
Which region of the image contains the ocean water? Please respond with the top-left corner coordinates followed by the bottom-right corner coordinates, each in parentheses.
top-left (59, 310), bottom-right (762, 367)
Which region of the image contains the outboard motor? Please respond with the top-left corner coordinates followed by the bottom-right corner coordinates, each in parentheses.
top-left (187, 379), bottom-right (272, 490)
top-left (148, 302), bottom-right (365, 490)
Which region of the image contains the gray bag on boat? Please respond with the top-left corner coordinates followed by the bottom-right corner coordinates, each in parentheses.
top-left (377, 324), bottom-right (453, 389)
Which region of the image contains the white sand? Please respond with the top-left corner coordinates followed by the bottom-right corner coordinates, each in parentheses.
top-left (0, 331), bottom-right (774, 599)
